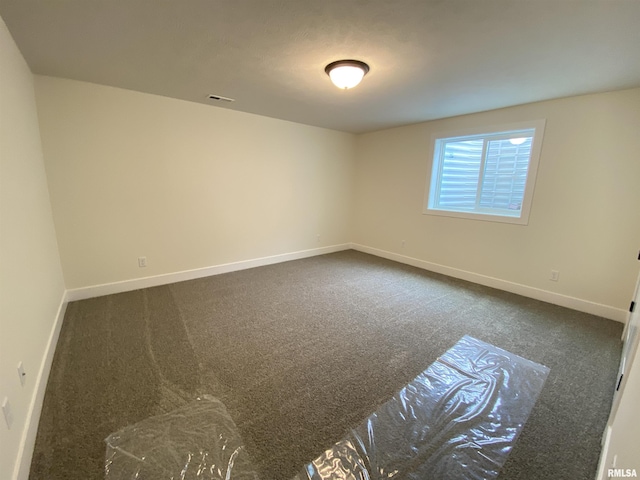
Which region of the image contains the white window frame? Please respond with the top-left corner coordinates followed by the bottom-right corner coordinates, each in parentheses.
top-left (423, 119), bottom-right (546, 225)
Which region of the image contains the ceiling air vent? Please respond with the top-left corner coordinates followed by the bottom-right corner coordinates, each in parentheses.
top-left (208, 94), bottom-right (235, 102)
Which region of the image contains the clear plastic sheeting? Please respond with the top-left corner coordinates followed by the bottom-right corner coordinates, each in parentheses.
top-left (294, 335), bottom-right (550, 480)
top-left (104, 395), bottom-right (259, 480)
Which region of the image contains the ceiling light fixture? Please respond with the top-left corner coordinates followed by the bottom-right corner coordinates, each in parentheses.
top-left (509, 137), bottom-right (527, 145)
top-left (325, 60), bottom-right (370, 90)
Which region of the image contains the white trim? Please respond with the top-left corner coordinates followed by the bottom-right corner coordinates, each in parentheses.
top-left (596, 425), bottom-right (613, 480)
top-left (66, 244), bottom-right (351, 301)
top-left (13, 292), bottom-right (68, 480)
top-left (429, 119), bottom-right (548, 142)
top-left (350, 243), bottom-right (627, 323)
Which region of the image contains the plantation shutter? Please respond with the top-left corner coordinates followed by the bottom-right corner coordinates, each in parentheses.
top-left (479, 137), bottom-right (533, 211)
top-left (436, 139), bottom-right (484, 210)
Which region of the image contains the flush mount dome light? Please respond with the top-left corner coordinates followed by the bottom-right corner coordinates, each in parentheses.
top-left (509, 137), bottom-right (527, 145)
top-left (325, 60), bottom-right (370, 89)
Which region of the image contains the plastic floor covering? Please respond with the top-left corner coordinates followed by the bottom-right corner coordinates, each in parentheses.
top-left (104, 335), bottom-right (549, 480)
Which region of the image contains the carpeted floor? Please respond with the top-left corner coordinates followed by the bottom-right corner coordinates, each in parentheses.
top-left (30, 250), bottom-right (623, 479)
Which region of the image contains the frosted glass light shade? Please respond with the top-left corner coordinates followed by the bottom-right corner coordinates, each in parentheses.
top-left (509, 137), bottom-right (527, 145)
top-left (325, 60), bottom-right (370, 90)
top-left (328, 65), bottom-right (365, 89)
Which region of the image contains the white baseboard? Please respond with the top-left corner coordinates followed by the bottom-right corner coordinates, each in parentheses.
top-left (14, 291), bottom-right (68, 480)
top-left (66, 244), bottom-right (351, 301)
top-left (595, 425), bottom-right (613, 480)
top-left (350, 243), bottom-right (628, 323)
top-left (11, 244), bottom-right (348, 478)
top-left (10, 243), bottom-right (624, 479)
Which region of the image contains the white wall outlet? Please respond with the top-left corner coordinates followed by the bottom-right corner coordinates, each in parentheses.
top-left (138, 256), bottom-right (147, 268)
top-left (316, 234), bottom-right (320, 243)
top-left (17, 361), bottom-right (26, 386)
top-left (550, 270), bottom-right (560, 281)
top-left (2, 397), bottom-right (13, 429)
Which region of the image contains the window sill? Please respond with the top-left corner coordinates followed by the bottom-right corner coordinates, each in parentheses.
top-left (422, 208), bottom-right (529, 225)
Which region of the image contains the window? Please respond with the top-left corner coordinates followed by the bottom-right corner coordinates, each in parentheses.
top-left (425, 120), bottom-right (545, 225)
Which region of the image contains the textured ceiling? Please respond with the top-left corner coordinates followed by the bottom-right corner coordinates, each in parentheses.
top-left (1, 0), bottom-right (640, 133)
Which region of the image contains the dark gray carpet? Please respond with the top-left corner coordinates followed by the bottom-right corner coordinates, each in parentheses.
top-left (30, 250), bottom-right (623, 480)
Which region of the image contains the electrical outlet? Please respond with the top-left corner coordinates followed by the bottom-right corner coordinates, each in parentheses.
top-left (316, 234), bottom-right (320, 243)
top-left (17, 361), bottom-right (26, 386)
top-left (138, 256), bottom-right (147, 268)
top-left (550, 270), bottom-right (560, 282)
top-left (2, 397), bottom-right (13, 429)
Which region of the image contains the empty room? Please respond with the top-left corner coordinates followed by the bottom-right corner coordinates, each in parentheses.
top-left (1, 1), bottom-right (640, 479)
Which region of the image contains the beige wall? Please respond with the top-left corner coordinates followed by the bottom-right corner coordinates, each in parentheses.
top-left (35, 76), bottom-right (355, 289)
top-left (0, 18), bottom-right (66, 478)
top-left (34, 75), bottom-right (640, 313)
top-left (353, 88), bottom-right (640, 312)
